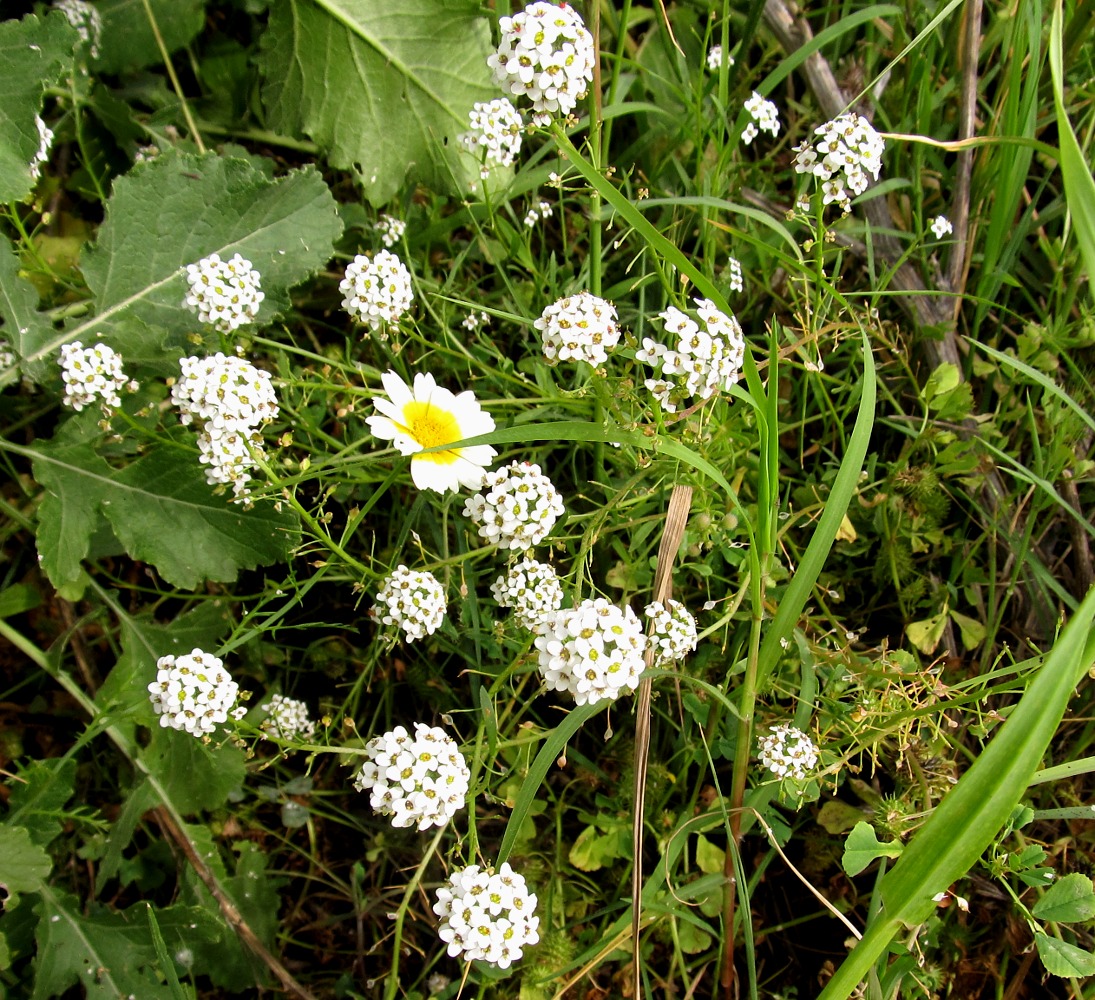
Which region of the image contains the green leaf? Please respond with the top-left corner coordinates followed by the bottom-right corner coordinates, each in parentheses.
top-left (922, 362), bottom-right (960, 402)
top-left (906, 610), bottom-right (948, 655)
top-left (5, 758), bottom-right (76, 848)
top-left (139, 726), bottom-right (246, 816)
top-left (0, 13), bottom-right (78, 204)
top-left (0, 582), bottom-right (41, 619)
top-left (32, 428), bottom-right (299, 590)
top-left (0, 825), bottom-right (52, 893)
top-left (817, 800), bottom-right (869, 835)
top-left (93, 0), bottom-right (205, 74)
top-left (259, 0), bottom-right (498, 204)
top-left (842, 822), bottom-right (903, 877)
top-left (1035, 933), bottom-right (1095, 978)
top-left (1033, 873), bottom-right (1095, 923)
top-left (0, 238), bottom-right (49, 384)
top-left (568, 825), bottom-right (616, 873)
top-left (950, 610), bottom-right (987, 651)
top-left (32, 886), bottom-right (218, 1000)
top-left (695, 834), bottom-right (725, 875)
top-left (1050, 0), bottom-right (1095, 301)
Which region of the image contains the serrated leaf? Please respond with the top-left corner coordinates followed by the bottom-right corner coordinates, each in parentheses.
top-left (259, 0), bottom-right (498, 204)
top-left (140, 726), bottom-right (246, 815)
top-left (25, 151), bottom-right (344, 369)
top-left (1035, 932), bottom-right (1095, 977)
top-left (6, 758), bottom-right (76, 849)
top-left (93, 0), bottom-right (205, 74)
top-left (0, 825), bottom-right (52, 893)
top-left (0, 13), bottom-right (78, 204)
top-left (842, 822), bottom-right (903, 877)
top-left (32, 430), bottom-right (299, 590)
top-left (1033, 873), bottom-right (1095, 923)
top-left (32, 886), bottom-right (219, 1000)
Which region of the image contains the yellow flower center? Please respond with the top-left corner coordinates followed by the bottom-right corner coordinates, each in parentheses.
top-left (402, 401), bottom-right (461, 465)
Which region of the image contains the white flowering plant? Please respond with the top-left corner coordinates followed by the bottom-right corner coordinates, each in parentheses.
top-left (2, 2), bottom-right (1090, 998)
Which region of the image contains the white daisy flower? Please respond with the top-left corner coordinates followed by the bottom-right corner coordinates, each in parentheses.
top-left (365, 371), bottom-right (497, 494)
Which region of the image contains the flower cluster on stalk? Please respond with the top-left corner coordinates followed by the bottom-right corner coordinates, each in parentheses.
top-left (490, 558), bottom-right (565, 631)
top-left (793, 112), bottom-right (885, 214)
top-left (742, 91), bottom-right (780, 145)
top-left (487, 1), bottom-right (596, 125)
top-left (535, 291), bottom-right (621, 367)
top-left (340, 250), bottom-right (414, 335)
top-left (758, 723), bottom-right (819, 780)
top-left (59, 341), bottom-right (136, 414)
top-left (353, 723), bottom-right (470, 830)
top-left (54, 0), bottom-right (102, 58)
top-left (635, 298), bottom-right (745, 413)
top-left (171, 352), bottom-right (279, 500)
top-left (147, 649), bottom-right (243, 738)
top-left (645, 600), bottom-right (698, 665)
top-left (463, 461), bottom-right (565, 551)
top-left (183, 253), bottom-right (265, 333)
top-left (371, 565), bottom-right (447, 642)
top-left (460, 98), bottom-right (525, 177)
top-left (433, 863), bottom-right (540, 968)
top-left (374, 214), bottom-right (407, 248)
top-left (260, 694), bottom-right (317, 743)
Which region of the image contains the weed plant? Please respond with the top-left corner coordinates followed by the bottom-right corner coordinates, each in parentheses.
top-left (1, 1), bottom-right (1095, 998)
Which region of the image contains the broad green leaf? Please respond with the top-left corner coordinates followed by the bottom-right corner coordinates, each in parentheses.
top-left (819, 586), bottom-right (1095, 1000)
top-left (950, 610), bottom-right (987, 651)
top-left (5, 758), bottom-right (76, 849)
top-left (0, 238), bottom-right (49, 385)
top-left (0, 13), bottom-right (78, 204)
top-left (695, 834), bottom-right (725, 875)
top-left (0, 825), bottom-right (52, 893)
top-left (569, 825), bottom-right (616, 873)
top-left (1035, 933), bottom-right (1095, 978)
top-left (906, 610), bottom-right (948, 655)
top-left (32, 428), bottom-right (299, 590)
top-left (922, 362), bottom-right (960, 402)
top-left (93, 0), bottom-right (205, 74)
top-left (259, 0), bottom-right (498, 204)
top-left (140, 725), bottom-right (246, 815)
top-left (842, 822), bottom-right (903, 877)
top-left (1032, 873), bottom-right (1095, 923)
top-left (0, 582), bottom-right (41, 619)
top-left (817, 800), bottom-right (869, 835)
top-left (32, 886), bottom-right (218, 1000)
top-left (1050, 0), bottom-right (1095, 300)
top-left (19, 151), bottom-right (342, 369)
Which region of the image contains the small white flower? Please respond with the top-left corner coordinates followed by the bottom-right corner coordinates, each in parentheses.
top-left (460, 98), bottom-right (524, 177)
top-left (757, 723), bottom-right (819, 780)
top-left (147, 649), bottom-right (241, 738)
top-left (53, 0), bottom-right (102, 58)
top-left (523, 207), bottom-right (541, 227)
top-left (171, 353), bottom-right (279, 500)
top-left (461, 311), bottom-right (490, 332)
top-left (793, 112), bottom-right (885, 214)
top-left (0, 339), bottom-right (15, 372)
top-left (535, 291), bottom-right (621, 366)
top-left (374, 214), bottom-right (407, 248)
top-left (463, 461), bottom-right (565, 550)
top-left (706, 44), bottom-right (734, 71)
top-left (490, 558), bottom-right (565, 631)
top-left (929, 215), bottom-right (954, 239)
top-left (261, 694), bottom-right (317, 743)
top-left (372, 565), bottom-right (447, 642)
top-left (727, 256), bottom-right (743, 293)
top-left (183, 253), bottom-right (265, 333)
top-left (340, 250), bottom-right (414, 336)
top-left (487, 2), bottom-right (596, 125)
top-left (534, 598), bottom-right (647, 705)
top-left (645, 600), bottom-right (698, 664)
top-left (353, 723), bottom-right (470, 830)
top-left (59, 341), bottom-right (134, 414)
top-left (433, 862), bottom-right (540, 968)
top-left (29, 115), bottom-right (53, 182)
top-left (743, 91), bottom-right (780, 142)
top-left (366, 370), bottom-right (497, 494)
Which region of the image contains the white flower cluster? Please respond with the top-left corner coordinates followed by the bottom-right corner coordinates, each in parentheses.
top-left (261, 694), bottom-right (316, 743)
top-left (930, 215), bottom-right (954, 239)
top-left (433, 863), bottom-right (540, 969)
top-left (523, 200), bottom-right (554, 227)
top-left (742, 91), bottom-right (780, 145)
top-left (353, 723), bottom-right (470, 830)
top-left (171, 353), bottom-right (279, 499)
top-left (340, 250), bottom-right (414, 336)
top-left (645, 599), bottom-right (698, 664)
top-left (147, 649), bottom-right (242, 738)
top-left (59, 341), bottom-right (135, 413)
top-left (372, 565), bottom-right (447, 642)
top-left (535, 291), bottom-right (621, 366)
top-left (706, 44), bottom-right (734, 71)
top-left (534, 598), bottom-right (647, 705)
top-left (728, 256), bottom-right (744, 293)
top-left (635, 298), bottom-right (745, 413)
top-left (0, 339), bottom-right (14, 371)
top-left (463, 461), bottom-right (566, 551)
top-left (793, 112), bottom-right (885, 214)
top-left (30, 115), bottom-right (53, 182)
top-left (183, 253), bottom-right (265, 333)
top-left (462, 311), bottom-right (490, 332)
top-left (488, 1), bottom-right (596, 125)
top-left (460, 98), bottom-right (524, 177)
top-left (758, 723), bottom-right (819, 780)
top-left (491, 558), bottom-right (564, 630)
top-left (54, 0), bottom-right (102, 58)
top-left (374, 214), bottom-right (406, 248)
